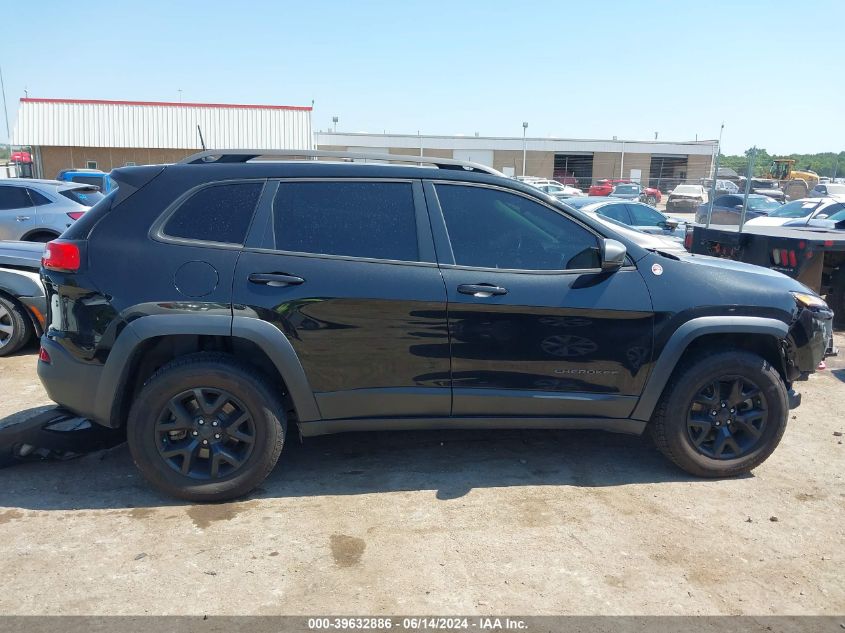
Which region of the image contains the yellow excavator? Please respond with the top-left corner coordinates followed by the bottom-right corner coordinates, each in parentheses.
top-left (767, 159), bottom-right (819, 200)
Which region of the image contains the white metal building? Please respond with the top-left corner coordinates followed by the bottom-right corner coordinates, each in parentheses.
top-left (12, 98), bottom-right (313, 178)
top-left (316, 132), bottom-right (719, 189)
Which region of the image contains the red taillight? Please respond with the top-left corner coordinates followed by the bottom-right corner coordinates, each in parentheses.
top-left (42, 240), bottom-right (81, 272)
top-left (684, 232), bottom-right (693, 251)
top-left (39, 347), bottom-right (51, 364)
top-left (789, 250), bottom-right (797, 267)
top-left (66, 211), bottom-right (85, 221)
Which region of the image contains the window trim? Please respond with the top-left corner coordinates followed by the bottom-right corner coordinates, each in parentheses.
top-left (86, 161), bottom-right (98, 169)
top-left (425, 180), bottom-right (610, 275)
top-left (244, 177), bottom-right (435, 266)
top-left (150, 178), bottom-right (268, 249)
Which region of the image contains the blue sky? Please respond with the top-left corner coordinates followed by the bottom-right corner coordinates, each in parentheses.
top-left (3, 0), bottom-right (843, 154)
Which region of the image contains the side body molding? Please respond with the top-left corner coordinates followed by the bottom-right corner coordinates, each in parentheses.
top-left (94, 314), bottom-right (320, 426)
top-left (630, 316), bottom-right (789, 422)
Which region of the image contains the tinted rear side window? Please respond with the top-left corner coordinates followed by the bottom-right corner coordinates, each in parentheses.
top-left (70, 175), bottom-right (105, 188)
top-left (60, 188), bottom-right (104, 206)
top-left (272, 181), bottom-right (418, 261)
top-left (163, 182), bottom-right (263, 244)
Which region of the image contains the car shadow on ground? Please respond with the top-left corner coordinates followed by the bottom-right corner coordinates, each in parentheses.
top-left (1, 405), bottom-right (732, 512)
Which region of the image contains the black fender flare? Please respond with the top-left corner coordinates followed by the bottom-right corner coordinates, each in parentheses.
top-left (94, 314), bottom-right (320, 426)
top-left (630, 316), bottom-right (789, 421)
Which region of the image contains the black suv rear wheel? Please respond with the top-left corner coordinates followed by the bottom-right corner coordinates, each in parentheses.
top-left (127, 353), bottom-right (286, 502)
top-left (650, 350), bottom-right (788, 477)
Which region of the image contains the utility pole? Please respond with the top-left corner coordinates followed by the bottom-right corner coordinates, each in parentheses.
top-left (705, 122), bottom-right (725, 228)
top-left (521, 121), bottom-right (528, 177)
top-left (738, 146), bottom-right (758, 232)
top-left (0, 65), bottom-right (10, 150)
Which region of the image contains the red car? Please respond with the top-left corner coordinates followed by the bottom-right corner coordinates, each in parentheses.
top-left (588, 179), bottom-right (662, 204)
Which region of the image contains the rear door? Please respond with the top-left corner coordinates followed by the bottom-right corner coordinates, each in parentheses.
top-left (426, 181), bottom-right (654, 419)
top-left (233, 179), bottom-right (451, 421)
top-left (0, 185), bottom-right (36, 240)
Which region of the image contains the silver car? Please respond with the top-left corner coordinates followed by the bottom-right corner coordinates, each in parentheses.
top-left (0, 179), bottom-right (104, 242)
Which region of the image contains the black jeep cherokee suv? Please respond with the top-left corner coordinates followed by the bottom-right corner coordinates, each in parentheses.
top-left (37, 150), bottom-right (832, 501)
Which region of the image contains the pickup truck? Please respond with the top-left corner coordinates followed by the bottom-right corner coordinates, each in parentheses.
top-left (687, 223), bottom-right (845, 327)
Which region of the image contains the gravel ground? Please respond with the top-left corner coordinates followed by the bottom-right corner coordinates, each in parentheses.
top-left (0, 334), bottom-right (842, 616)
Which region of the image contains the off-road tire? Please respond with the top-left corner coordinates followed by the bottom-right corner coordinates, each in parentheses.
top-left (127, 353), bottom-right (286, 502)
top-left (650, 350), bottom-right (788, 477)
top-left (0, 295), bottom-right (33, 357)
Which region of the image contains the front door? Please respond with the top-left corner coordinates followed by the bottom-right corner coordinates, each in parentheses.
top-left (425, 181), bottom-right (654, 419)
top-left (233, 179), bottom-right (451, 421)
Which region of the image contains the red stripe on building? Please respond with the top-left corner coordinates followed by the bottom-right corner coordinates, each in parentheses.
top-left (20, 97), bottom-right (312, 111)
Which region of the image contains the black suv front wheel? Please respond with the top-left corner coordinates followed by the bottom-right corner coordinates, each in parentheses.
top-left (650, 350), bottom-right (788, 477)
top-left (127, 353), bottom-right (286, 502)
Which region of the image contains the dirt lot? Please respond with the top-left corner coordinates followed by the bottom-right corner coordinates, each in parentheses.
top-left (0, 335), bottom-right (843, 616)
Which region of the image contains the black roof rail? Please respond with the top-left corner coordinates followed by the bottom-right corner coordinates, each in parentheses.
top-left (178, 149), bottom-right (505, 176)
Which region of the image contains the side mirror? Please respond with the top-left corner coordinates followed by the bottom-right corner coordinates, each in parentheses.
top-left (816, 214), bottom-right (828, 220)
top-left (734, 204), bottom-right (744, 210)
top-left (663, 218), bottom-right (679, 229)
top-left (600, 238), bottom-right (627, 272)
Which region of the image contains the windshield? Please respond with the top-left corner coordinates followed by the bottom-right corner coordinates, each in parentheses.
top-left (767, 199), bottom-right (822, 218)
top-left (60, 187), bottom-right (105, 206)
top-left (748, 196), bottom-right (783, 212)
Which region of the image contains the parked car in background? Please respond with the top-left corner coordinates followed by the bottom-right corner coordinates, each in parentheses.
top-left (666, 184), bottom-right (708, 213)
top-left (0, 240), bottom-right (46, 356)
top-left (694, 193), bottom-right (783, 225)
top-left (782, 207), bottom-right (845, 230)
top-left (56, 169), bottom-right (118, 193)
top-left (588, 178), bottom-right (628, 196)
top-left (736, 178), bottom-right (786, 202)
top-left (566, 197), bottom-right (685, 242)
top-left (744, 198), bottom-right (845, 227)
top-left (0, 179), bottom-right (104, 241)
top-left (717, 179), bottom-right (740, 194)
top-left (809, 182), bottom-right (845, 198)
top-left (609, 183), bottom-right (662, 205)
top-left (530, 180), bottom-right (586, 199)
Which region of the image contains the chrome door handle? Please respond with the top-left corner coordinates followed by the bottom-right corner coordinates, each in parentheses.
top-left (15, 216), bottom-right (31, 222)
top-left (248, 272), bottom-right (305, 287)
top-left (457, 283), bottom-right (508, 298)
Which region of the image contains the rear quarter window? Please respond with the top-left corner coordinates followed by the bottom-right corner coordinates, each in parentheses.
top-left (162, 182), bottom-right (264, 245)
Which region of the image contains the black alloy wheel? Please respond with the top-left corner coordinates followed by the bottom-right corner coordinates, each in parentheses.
top-left (156, 387), bottom-right (256, 480)
top-left (686, 376), bottom-right (768, 460)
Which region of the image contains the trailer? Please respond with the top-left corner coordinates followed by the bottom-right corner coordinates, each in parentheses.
top-left (687, 223), bottom-right (845, 326)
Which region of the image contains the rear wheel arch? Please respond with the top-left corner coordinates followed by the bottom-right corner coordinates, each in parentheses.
top-left (20, 229), bottom-right (60, 242)
top-left (98, 315), bottom-right (320, 428)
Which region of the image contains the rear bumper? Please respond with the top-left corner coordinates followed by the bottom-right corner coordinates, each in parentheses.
top-left (37, 335), bottom-right (104, 423)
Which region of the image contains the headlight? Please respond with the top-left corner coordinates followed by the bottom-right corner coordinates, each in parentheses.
top-left (792, 291), bottom-right (828, 310)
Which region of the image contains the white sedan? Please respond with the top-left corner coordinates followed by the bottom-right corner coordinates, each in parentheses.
top-left (744, 197), bottom-right (845, 227)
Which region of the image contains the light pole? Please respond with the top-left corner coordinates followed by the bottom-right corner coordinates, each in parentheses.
top-left (705, 122), bottom-right (725, 228)
top-left (522, 121), bottom-right (528, 177)
top-left (332, 116), bottom-right (338, 133)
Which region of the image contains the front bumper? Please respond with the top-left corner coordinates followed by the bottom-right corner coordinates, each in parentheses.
top-left (785, 306), bottom-right (833, 381)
